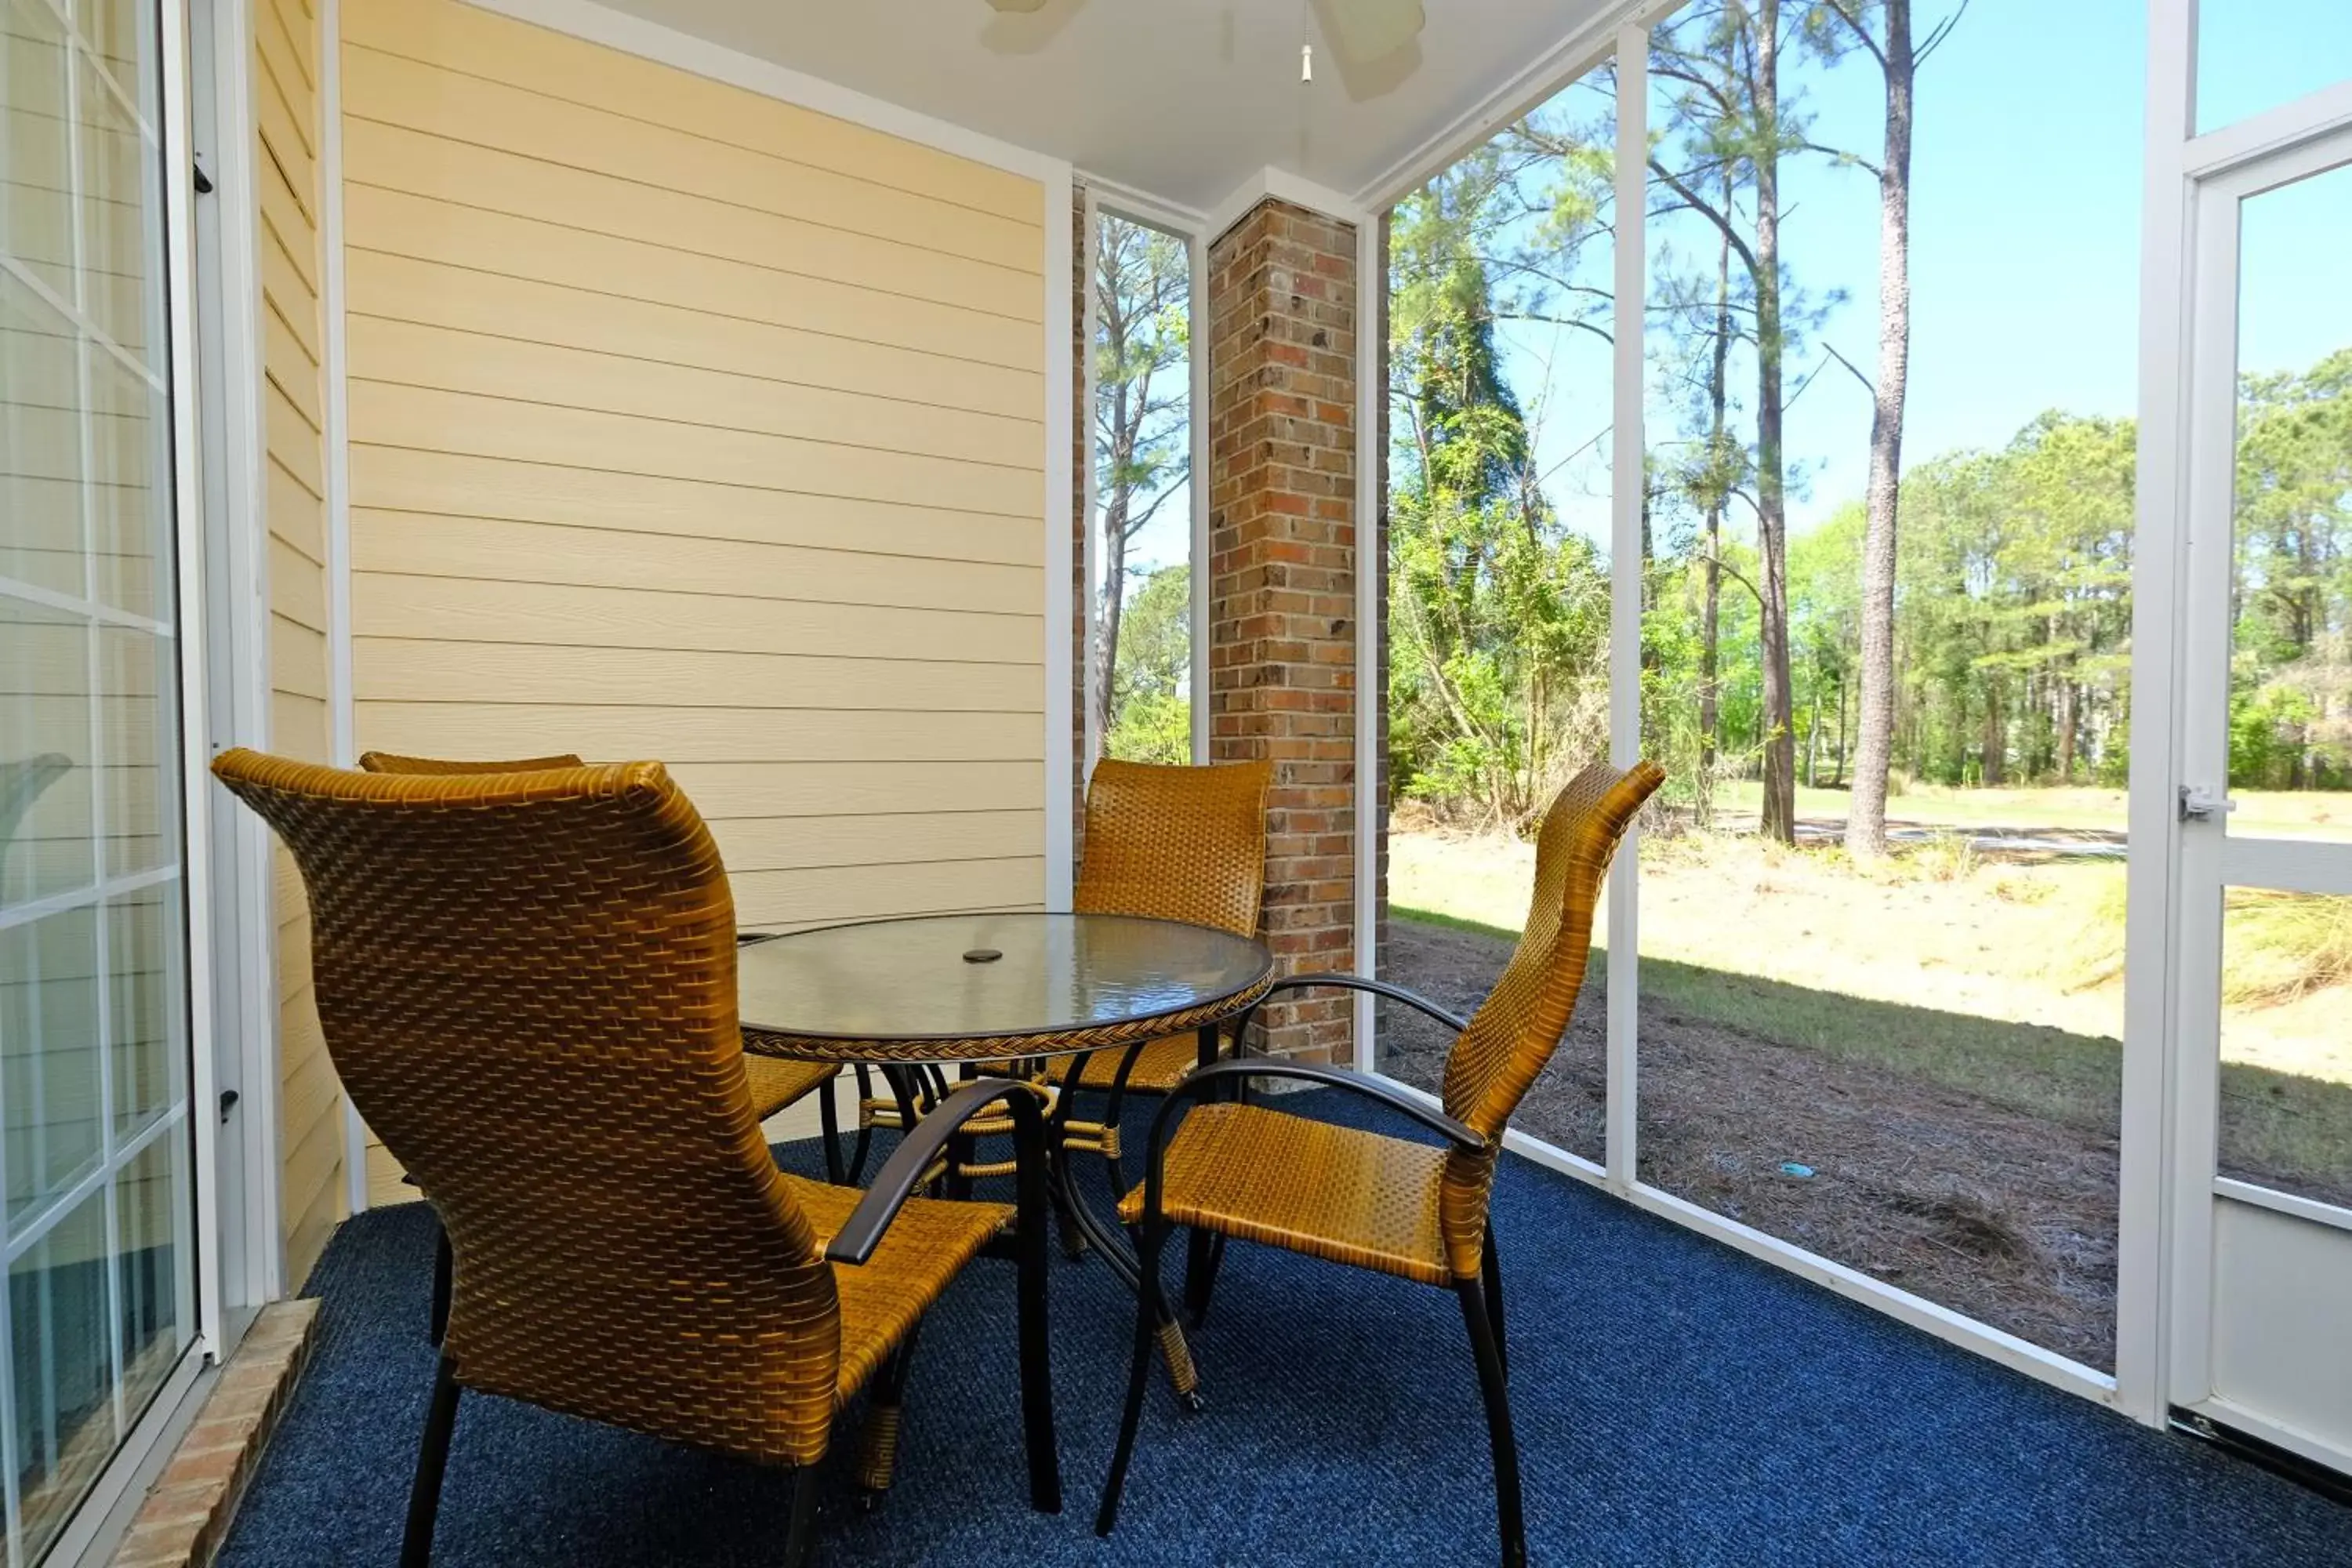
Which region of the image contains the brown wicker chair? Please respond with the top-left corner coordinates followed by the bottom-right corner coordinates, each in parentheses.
top-left (212, 751), bottom-right (1060, 1566)
top-left (1095, 757), bottom-right (1664, 1568)
top-left (358, 751), bottom-right (844, 1157)
top-left (877, 757), bottom-right (1270, 1210)
top-left (1051, 758), bottom-right (1272, 1167)
top-left (354, 751), bottom-right (855, 1348)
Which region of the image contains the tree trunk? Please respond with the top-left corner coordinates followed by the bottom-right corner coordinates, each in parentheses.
top-left (1094, 492), bottom-right (1127, 746)
top-left (2057, 676), bottom-right (2078, 782)
top-left (1833, 671), bottom-right (1849, 787)
top-left (1806, 679), bottom-right (1822, 789)
top-left (1981, 679), bottom-right (2005, 787)
top-left (1697, 184), bottom-right (1733, 832)
top-left (1754, 0), bottom-right (1798, 845)
top-left (1844, 0), bottom-right (1916, 858)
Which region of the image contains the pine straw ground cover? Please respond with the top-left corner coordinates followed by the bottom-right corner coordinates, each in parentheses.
top-left (1381, 825), bottom-right (2352, 1374)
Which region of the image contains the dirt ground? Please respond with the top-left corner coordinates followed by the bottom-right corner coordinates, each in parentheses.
top-left (1379, 918), bottom-right (2122, 1372)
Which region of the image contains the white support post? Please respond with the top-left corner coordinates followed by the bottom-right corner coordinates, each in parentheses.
top-left (1076, 185), bottom-right (1101, 784)
top-left (2113, 0), bottom-right (2198, 1428)
top-left (319, 0), bottom-right (368, 1221)
top-left (1604, 24), bottom-right (1647, 1193)
top-left (1353, 212), bottom-right (1381, 1073)
top-left (162, 0), bottom-right (220, 1367)
top-left (1190, 227), bottom-right (1212, 768)
top-left (1044, 163), bottom-right (1077, 912)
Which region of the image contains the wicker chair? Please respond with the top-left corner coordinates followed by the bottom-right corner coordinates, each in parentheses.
top-left (355, 752), bottom-right (855, 1347)
top-left (1051, 759), bottom-right (1272, 1167)
top-left (878, 758), bottom-right (1270, 1202)
top-left (212, 751), bottom-right (1060, 1566)
top-left (1095, 757), bottom-right (1663, 1568)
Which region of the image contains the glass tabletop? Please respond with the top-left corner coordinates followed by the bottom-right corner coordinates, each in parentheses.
top-left (737, 912), bottom-right (1274, 1062)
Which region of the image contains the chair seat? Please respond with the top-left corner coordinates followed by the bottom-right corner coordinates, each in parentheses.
top-left (1049, 1033), bottom-right (1220, 1093)
top-left (1116, 1102), bottom-right (1454, 1287)
top-left (745, 1056), bottom-right (837, 1123)
top-left (782, 1174), bottom-right (1011, 1406)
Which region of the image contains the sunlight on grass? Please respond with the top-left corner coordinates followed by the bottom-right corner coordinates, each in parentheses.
top-left (2223, 891), bottom-right (2352, 1006)
top-left (1393, 826), bottom-right (2352, 1194)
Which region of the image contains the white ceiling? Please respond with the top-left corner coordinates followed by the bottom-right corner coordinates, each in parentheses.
top-left (601, 0), bottom-right (1617, 214)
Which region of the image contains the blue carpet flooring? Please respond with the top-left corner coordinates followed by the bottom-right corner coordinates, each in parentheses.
top-left (220, 1093), bottom-right (2350, 1566)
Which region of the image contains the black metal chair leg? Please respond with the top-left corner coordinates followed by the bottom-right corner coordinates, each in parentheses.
top-left (401, 1352), bottom-right (463, 1568)
top-left (844, 1067), bottom-right (877, 1185)
top-left (1183, 1225), bottom-right (1222, 1328)
top-left (782, 1464), bottom-right (821, 1568)
top-left (1187, 1232), bottom-right (1229, 1330)
top-left (1012, 1108), bottom-right (1063, 1514)
top-left (818, 1075), bottom-right (847, 1185)
top-left (1457, 1277), bottom-right (1526, 1568)
top-left (1094, 1222), bottom-right (1167, 1537)
top-left (1483, 1227), bottom-right (1507, 1380)
top-left (428, 1222), bottom-right (452, 1346)
top-left (1049, 1162), bottom-right (1091, 1259)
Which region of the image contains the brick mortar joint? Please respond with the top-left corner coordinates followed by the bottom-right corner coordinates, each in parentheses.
top-left (108, 1299), bottom-right (321, 1568)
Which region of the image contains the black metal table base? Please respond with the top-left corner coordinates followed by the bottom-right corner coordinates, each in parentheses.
top-left (864, 1047), bottom-right (1208, 1410)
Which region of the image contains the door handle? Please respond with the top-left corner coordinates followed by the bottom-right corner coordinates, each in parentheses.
top-left (2179, 785), bottom-right (2237, 822)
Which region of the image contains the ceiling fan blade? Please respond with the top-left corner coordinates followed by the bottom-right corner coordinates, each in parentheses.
top-left (1323, 0), bottom-right (1425, 63)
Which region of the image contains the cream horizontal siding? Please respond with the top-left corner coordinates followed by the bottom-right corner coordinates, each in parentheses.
top-left (256, 0), bottom-right (343, 1288)
top-left (338, 0), bottom-right (1051, 1166)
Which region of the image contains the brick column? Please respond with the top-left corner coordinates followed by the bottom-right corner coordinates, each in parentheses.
top-left (1207, 199), bottom-right (1359, 1063)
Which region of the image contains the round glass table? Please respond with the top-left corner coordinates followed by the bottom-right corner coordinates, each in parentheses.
top-left (736, 911), bottom-right (1273, 1063)
top-left (739, 912), bottom-right (1273, 1406)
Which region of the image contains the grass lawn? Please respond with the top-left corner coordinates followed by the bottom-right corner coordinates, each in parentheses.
top-left (1711, 778), bottom-right (2352, 840)
top-left (1392, 826), bottom-right (2352, 1206)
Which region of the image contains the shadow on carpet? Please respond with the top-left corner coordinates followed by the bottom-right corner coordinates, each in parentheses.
top-left (218, 1093), bottom-right (2350, 1566)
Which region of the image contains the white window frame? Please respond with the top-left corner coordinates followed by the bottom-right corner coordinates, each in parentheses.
top-left (1076, 183), bottom-right (1211, 778)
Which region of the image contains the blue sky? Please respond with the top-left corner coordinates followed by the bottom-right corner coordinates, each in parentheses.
top-left (1108, 2), bottom-right (2352, 593)
top-left (1498, 0), bottom-right (2352, 543)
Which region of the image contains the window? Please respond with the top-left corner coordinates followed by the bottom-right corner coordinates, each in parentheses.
top-left (1086, 205), bottom-right (1197, 768)
top-left (1380, 0), bottom-right (2149, 1374)
top-left (2, 0), bottom-right (198, 1555)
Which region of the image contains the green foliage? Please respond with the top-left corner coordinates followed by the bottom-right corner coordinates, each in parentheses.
top-left (1388, 162), bottom-right (1611, 828)
top-left (1386, 16), bottom-right (2352, 825)
top-left (1103, 564), bottom-right (1191, 765)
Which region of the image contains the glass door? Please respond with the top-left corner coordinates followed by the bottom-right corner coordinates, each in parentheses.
top-left (1, 0), bottom-right (200, 1559)
top-left (2170, 122), bottom-right (2352, 1473)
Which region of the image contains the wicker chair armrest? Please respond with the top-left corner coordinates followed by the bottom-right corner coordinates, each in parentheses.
top-left (1157, 1058), bottom-right (1484, 1152)
top-left (1231, 973), bottom-right (1469, 1044)
top-left (825, 1077), bottom-right (1048, 1267)
top-left (1127, 1060), bottom-right (1484, 1235)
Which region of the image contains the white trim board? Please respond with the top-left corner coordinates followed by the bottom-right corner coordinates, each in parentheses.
top-left (1602, 20), bottom-right (1645, 1192)
top-left (459, 0), bottom-right (1066, 183)
top-left (1080, 172), bottom-right (1208, 237)
top-left (321, 0), bottom-right (369, 1221)
top-left (1352, 0), bottom-right (1682, 213)
top-left (1203, 165), bottom-right (1368, 246)
top-left (1043, 162), bottom-right (1077, 910)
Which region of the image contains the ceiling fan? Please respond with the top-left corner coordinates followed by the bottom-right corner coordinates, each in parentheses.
top-left (982, 0), bottom-right (1428, 65)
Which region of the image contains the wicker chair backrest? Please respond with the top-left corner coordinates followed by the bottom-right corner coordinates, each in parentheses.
top-left (358, 750), bottom-right (586, 775)
top-left (209, 750), bottom-right (843, 1465)
top-left (1432, 757), bottom-right (1664, 1275)
top-left (1074, 759), bottom-right (1274, 938)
